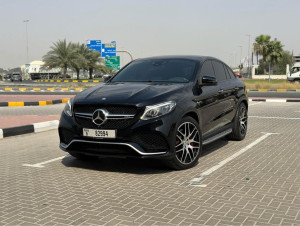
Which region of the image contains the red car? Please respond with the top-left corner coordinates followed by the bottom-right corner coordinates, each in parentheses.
top-left (235, 72), bottom-right (242, 78)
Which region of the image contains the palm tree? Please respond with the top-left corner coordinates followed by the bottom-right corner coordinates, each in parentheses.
top-left (85, 50), bottom-right (103, 79)
top-left (43, 40), bottom-right (76, 78)
top-left (267, 39), bottom-right (284, 74)
top-left (70, 43), bottom-right (89, 80)
top-left (253, 35), bottom-right (271, 74)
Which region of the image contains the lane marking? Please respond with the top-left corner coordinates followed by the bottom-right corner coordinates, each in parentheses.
top-left (249, 102), bottom-right (263, 106)
top-left (23, 156), bottom-right (66, 168)
top-left (266, 99), bottom-right (286, 103)
top-left (188, 132), bottom-right (278, 186)
top-left (249, 116), bottom-right (300, 120)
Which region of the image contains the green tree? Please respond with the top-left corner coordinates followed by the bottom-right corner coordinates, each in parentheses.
top-left (43, 39), bottom-right (76, 78)
top-left (267, 39), bottom-right (284, 74)
top-left (253, 35), bottom-right (271, 75)
top-left (272, 51), bottom-right (292, 75)
top-left (70, 43), bottom-right (89, 80)
top-left (85, 50), bottom-right (103, 79)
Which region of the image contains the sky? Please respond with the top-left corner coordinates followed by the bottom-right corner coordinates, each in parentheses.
top-left (0, 0), bottom-right (299, 69)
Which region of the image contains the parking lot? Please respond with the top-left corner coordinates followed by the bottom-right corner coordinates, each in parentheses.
top-left (0, 101), bottom-right (299, 225)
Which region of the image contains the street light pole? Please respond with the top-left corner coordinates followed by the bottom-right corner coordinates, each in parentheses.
top-left (23, 20), bottom-right (29, 64)
top-left (246, 34), bottom-right (251, 78)
top-left (238, 45), bottom-right (243, 68)
top-left (116, 50), bottom-right (133, 61)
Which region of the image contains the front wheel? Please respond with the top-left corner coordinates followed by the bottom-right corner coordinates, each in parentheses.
top-left (165, 116), bottom-right (202, 170)
top-left (228, 102), bottom-right (248, 141)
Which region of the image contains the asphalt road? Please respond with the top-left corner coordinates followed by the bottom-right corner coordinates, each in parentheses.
top-left (0, 102), bottom-right (299, 225)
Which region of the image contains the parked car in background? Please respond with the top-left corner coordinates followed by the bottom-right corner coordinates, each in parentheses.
top-left (4, 74), bottom-right (12, 80)
top-left (93, 74), bottom-right (103, 79)
top-left (287, 63), bottom-right (300, 82)
top-left (59, 55), bottom-right (248, 170)
top-left (11, 73), bottom-right (22, 82)
top-left (235, 72), bottom-right (242, 78)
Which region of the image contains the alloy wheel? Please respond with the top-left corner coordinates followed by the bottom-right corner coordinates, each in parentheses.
top-left (175, 122), bottom-right (200, 165)
top-left (239, 106), bottom-right (247, 136)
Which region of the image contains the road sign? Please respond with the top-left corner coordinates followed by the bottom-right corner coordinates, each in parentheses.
top-left (86, 40), bottom-right (102, 54)
top-left (105, 56), bottom-right (120, 70)
top-left (102, 41), bottom-right (116, 57)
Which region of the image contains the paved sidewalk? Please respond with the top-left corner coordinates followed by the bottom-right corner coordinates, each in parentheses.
top-left (0, 115), bottom-right (60, 129)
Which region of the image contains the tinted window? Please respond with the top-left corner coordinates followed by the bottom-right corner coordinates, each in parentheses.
top-left (226, 66), bottom-right (236, 79)
top-left (111, 59), bottom-right (197, 83)
top-left (212, 61), bottom-right (227, 81)
top-left (223, 64), bottom-right (231, 79)
top-left (200, 61), bottom-right (215, 77)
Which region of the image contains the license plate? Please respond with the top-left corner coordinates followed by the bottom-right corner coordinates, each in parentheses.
top-left (83, 128), bottom-right (116, 138)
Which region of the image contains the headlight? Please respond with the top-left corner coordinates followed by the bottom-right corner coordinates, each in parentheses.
top-left (63, 99), bottom-right (73, 116)
top-left (141, 101), bottom-right (176, 120)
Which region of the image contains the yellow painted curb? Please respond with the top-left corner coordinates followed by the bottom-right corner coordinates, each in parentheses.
top-left (50, 80), bottom-right (54, 82)
top-left (258, 89), bottom-right (268, 92)
top-left (57, 80), bottom-right (61, 83)
top-left (64, 80), bottom-right (69, 82)
top-left (75, 88), bottom-right (83, 91)
top-left (246, 89), bottom-right (250, 92)
top-left (61, 88), bottom-right (69, 91)
top-left (8, 102), bottom-right (24, 107)
top-left (19, 88), bottom-right (27, 91)
top-left (62, 98), bottom-right (70, 103)
top-left (33, 88), bottom-right (41, 91)
top-left (277, 89), bottom-right (287, 92)
top-left (73, 80), bottom-right (78, 83)
top-left (47, 88), bottom-right (54, 91)
top-left (5, 88), bottom-right (12, 91)
top-left (82, 80), bottom-right (88, 82)
top-left (39, 101), bottom-right (47, 105)
top-left (93, 80), bottom-right (99, 83)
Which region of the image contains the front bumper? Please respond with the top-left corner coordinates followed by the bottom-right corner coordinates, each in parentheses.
top-left (58, 108), bottom-right (181, 159)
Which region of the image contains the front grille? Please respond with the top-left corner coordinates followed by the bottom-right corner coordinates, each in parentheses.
top-left (74, 105), bottom-right (137, 115)
top-left (74, 105), bottom-right (140, 129)
top-left (131, 132), bottom-right (169, 151)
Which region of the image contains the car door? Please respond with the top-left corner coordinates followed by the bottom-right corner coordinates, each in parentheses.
top-left (194, 60), bottom-right (223, 136)
top-left (211, 61), bottom-right (237, 128)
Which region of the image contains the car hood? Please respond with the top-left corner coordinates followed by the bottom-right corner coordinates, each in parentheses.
top-left (74, 82), bottom-right (187, 107)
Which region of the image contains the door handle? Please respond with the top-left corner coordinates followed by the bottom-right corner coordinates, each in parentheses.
top-left (218, 89), bottom-right (224, 93)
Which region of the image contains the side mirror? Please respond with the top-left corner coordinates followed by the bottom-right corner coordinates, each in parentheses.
top-left (201, 75), bottom-right (217, 86)
top-left (104, 75), bottom-right (112, 82)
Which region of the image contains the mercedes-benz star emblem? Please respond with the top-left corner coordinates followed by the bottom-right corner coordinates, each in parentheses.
top-left (92, 109), bottom-right (108, 126)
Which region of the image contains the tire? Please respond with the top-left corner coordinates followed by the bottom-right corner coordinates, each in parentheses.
top-left (68, 152), bottom-right (95, 161)
top-left (228, 102), bottom-right (248, 141)
top-left (165, 116), bottom-right (202, 170)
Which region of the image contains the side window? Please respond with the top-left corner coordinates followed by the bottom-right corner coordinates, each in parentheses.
top-left (200, 61), bottom-right (215, 77)
top-left (212, 61), bottom-right (227, 82)
top-left (226, 66), bottom-right (236, 79)
top-left (223, 64), bottom-right (231, 79)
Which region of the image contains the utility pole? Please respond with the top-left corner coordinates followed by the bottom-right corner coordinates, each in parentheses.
top-left (246, 34), bottom-right (251, 78)
top-left (23, 20), bottom-right (29, 63)
top-left (238, 45), bottom-right (243, 69)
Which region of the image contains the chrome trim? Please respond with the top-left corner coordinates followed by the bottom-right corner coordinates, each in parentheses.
top-left (203, 128), bottom-right (232, 145)
top-left (75, 112), bottom-right (135, 119)
top-left (60, 139), bottom-right (167, 156)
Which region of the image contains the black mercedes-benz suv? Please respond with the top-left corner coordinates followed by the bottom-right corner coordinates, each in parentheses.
top-left (59, 56), bottom-right (248, 170)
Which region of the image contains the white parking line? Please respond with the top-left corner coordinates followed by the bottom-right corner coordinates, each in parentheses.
top-left (22, 156), bottom-right (66, 168)
top-left (188, 132), bottom-right (278, 186)
top-left (249, 102), bottom-right (263, 106)
top-left (249, 116), bottom-right (300, 120)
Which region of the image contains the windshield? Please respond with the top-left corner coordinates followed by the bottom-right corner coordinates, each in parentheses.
top-left (111, 59), bottom-right (197, 83)
top-left (291, 67), bottom-right (300, 74)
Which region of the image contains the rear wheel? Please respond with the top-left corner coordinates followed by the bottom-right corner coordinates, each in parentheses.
top-left (228, 102), bottom-right (248, 140)
top-left (165, 116), bottom-right (202, 170)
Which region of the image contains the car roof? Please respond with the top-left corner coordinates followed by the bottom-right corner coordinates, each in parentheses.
top-left (134, 55), bottom-right (220, 64)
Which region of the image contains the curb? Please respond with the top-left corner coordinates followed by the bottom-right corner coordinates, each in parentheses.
top-left (0, 88), bottom-right (83, 92)
top-left (247, 89), bottom-right (300, 92)
top-left (249, 98), bottom-right (300, 102)
top-left (36, 79), bottom-right (102, 83)
top-left (0, 120), bottom-right (59, 139)
top-left (0, 98), bottom-right (70, 107)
